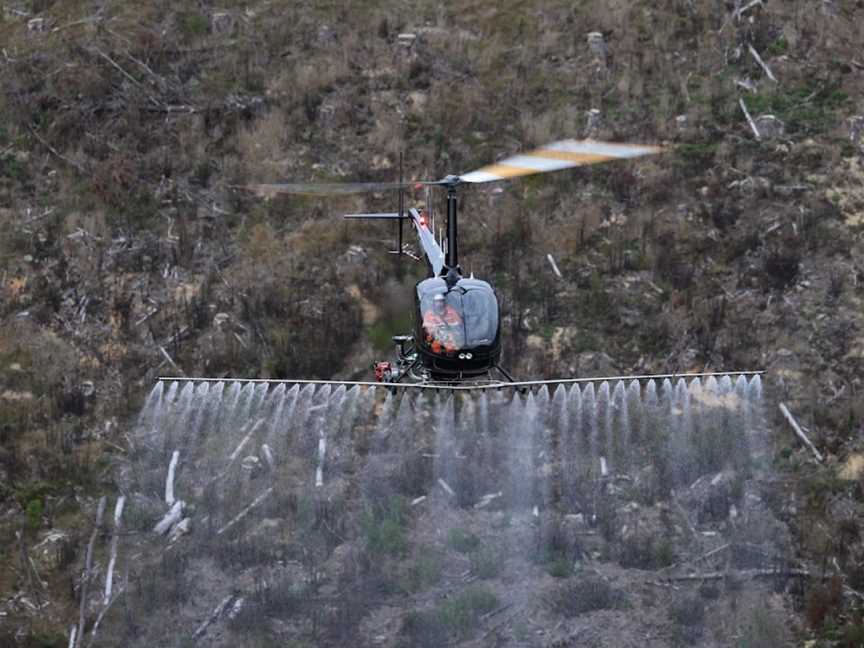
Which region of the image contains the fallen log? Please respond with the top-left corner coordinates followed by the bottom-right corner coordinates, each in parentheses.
top-left (75, 497), bottom-right (106, 648)
top-left (165, 451), bottom-right (180, 505)
top-left (261, 444), bottom-right (275, 471)
top-left (665, 568), bottom-right (812, 582)
top-left (739, 98), bottom-right (762, 140)
top-left (103, 496), bottom-right (125, 604)
top-left (748, 44), bottom-right (777, 82)
top-left (438, 478), bottom-right (455, 498)
top-left (216, 487), bottom-right (273, 536)
top-left (779, 403), bottom-right (823, 462)
top-left (154, 500), bottom-right (185, 535)
top-left (315, 435), bottom-right (326, 487)
top-left (193, 595), bottom-right (235, 640)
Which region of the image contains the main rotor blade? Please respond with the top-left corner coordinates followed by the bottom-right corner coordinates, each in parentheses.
top-left (459, 139), bottom-right (663, 184)
top-left (243, 181), bottom-right (430, 197)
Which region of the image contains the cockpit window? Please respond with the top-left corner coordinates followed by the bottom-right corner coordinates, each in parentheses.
top-left (419, 284), bottom-right (498, 354)
top-left (462, 289), bottom-right (498, 347)
top-left (421, 291), bottom-right (465, 353)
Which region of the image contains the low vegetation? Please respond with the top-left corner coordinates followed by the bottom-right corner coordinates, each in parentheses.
top-left (0, 0), bottom-right (862, 644)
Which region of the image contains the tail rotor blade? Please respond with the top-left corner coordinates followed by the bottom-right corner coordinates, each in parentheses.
top-left (459, 139), bottom-right (663, 184)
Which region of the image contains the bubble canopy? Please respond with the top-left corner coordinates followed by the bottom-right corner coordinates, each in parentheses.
top-left (414, 277), bottom-right (501, 375)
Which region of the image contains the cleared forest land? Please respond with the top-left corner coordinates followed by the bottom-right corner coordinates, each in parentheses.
top-left (1, 0), bottom-right (863, 645)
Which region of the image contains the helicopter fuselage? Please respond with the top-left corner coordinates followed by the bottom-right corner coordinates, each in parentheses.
top-left (413, 276), bottom-right (501, 380)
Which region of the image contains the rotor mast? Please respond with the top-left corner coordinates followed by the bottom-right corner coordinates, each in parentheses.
top-left (443, 176), bottom-right (460, 274)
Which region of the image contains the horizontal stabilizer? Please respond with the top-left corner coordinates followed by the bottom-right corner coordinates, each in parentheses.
top-left (344, 212), bottom-right (406, 219)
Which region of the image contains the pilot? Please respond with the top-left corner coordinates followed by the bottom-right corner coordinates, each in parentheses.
top-left (423, 293), bottom-right (462, 354)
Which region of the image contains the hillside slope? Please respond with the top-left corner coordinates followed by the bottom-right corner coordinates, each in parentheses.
top-left (1, 0), bottom-right (863, 645)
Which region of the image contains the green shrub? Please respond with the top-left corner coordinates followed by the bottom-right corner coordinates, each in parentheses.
top-left (26, 498), bottom-right (44, 530)
top-left (362, 498), bottom-right (407, 557)
top-left (447, 528), bottom-right (481, 554)
top-left (745, 82), bottom-right (849, 134)
top-left (438, 586), bottom-right (499, 638)
top-left (399, 587), bottom-right (499, 647)
top-left (675, 142), bottom-right (718, 171)
top-left (546, 554), bottom-right (572, 578)
top-left (471, 548), bottom-right (503, 579)
top-left (177, 11), bottom-right (209, 39)
top-left (400, 548), bottom-right (443, 593)
top-left (0, 153), bottom-right (27, 181)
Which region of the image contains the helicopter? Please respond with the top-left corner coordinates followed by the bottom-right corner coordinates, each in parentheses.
top-left (248, 139), bottom-right (663, 384)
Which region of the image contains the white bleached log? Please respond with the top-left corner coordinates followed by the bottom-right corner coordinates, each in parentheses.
top-left (165, 451), bottom-right (179, 505)
top-left (437, 478), bottom-right (455, 498)
top-left (739, 98), bottom-right (762, 140)
top-left (748, 44), bottom-right (777, 83)
top-left (474, 492), bottom-right (502, 510)
top-left (68, 626), bottom-right (77, 648)
top-left (158, 346), bottom-right (182, 374)
top-left (154, 500), bottom-right (184, 535)
top-left (103, 496), bottom-right (125, 604)
top-left (599, 456), bottom-right (608, 477)
top-left (76, 497), bottom-right (106, 648)
top-left (168, 517), bottom-right (191, 542)
top-left (216, 487), bottom-right (273, 536)
top-left (546, 254), bottom-right (563, 278)
top-left (229, 433), bottom-right (253, 462)
top-left (228, 419), bottom-right (265, 462)
top-left (666, 568), bottom-right (811, 582)
top-left (193, 595), bottom-right (235, 639)
top-left (735, 0), bottom-right (763, 20)
top-left (315, 436), bottom-right (326, 487)
top-left (206, 420), bottom-right (267, 486)
top-left (87, 586), bottom-right (125, 648)
top-left (779, 403), bottom-right (823, 462)
top-left (411, 496), bottom-right (427, 507)
top-left (261, 444), bottom-right (275, 471)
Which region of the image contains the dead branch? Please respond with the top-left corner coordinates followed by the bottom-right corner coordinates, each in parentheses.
top-left (75, 496), bottom-right (106, 648)
top-left (92, 48), bottom-right (162, 107)
top-left (216, 487), bottom-right (273, 536)
top-left (158, 346), bottom-right (183, 375)
top-left (103, 496), bottom-right (125, 604)
top-left (665, 568), bottom-right (812, 582)
top-left (739, 98), bottom-right (762, 140)
top-left (671, 490), bottom-right (698, 539)
top-left (662, 543), bottom-right (731, 572)
top-left (779, 403), bottom-right (823, 462)
top-left (28, 125), bottom-right (85, 173)
top-left (438, 478), bottom-right (456, 498)
top-left (17, 531), bottom-right (46, 599)
top-left (193, 594), bottom-right (236, 640)
top-left (748, 44), bottom-right (777, 83)
top-left (86, 588), bottom-right (124, 648)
